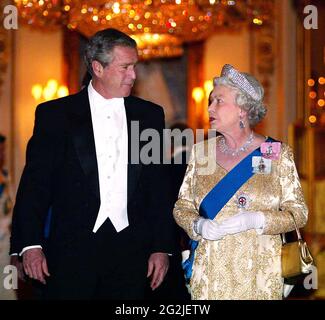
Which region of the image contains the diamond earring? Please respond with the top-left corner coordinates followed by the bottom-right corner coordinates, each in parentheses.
top-left (239, 116), bottom-right (245, 129)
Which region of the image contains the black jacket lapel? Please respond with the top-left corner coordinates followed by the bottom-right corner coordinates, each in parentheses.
top-left (125, 96), bottom-right (142, 203)
top-left (68, 88), bottom-right (100, 201)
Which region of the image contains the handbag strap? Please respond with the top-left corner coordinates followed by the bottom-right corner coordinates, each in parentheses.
top-left (281, 212), bottom-right (302, 244)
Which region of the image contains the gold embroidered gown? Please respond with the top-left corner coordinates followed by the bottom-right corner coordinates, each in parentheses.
top-left (173, 137), bottom-right (308, 300)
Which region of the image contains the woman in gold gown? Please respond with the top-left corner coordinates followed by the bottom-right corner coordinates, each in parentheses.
top-left (173, 64), bottom-right (308, 300)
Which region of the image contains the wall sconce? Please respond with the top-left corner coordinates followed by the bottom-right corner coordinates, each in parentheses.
top-left (31, 79), bottom-right (69, 102)
top-left (191, 80), bottom-right (213, 130)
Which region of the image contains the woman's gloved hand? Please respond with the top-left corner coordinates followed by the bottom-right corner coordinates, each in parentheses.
top-left (194, 218), bottom-right (227, 240)
top-left (219, 211), bottom-right (265, 235)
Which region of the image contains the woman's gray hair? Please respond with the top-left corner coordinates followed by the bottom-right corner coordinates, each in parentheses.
top-left (213, 73), bottom-right (267, 127)
top-left (84, 28), bottom-right (137, 75)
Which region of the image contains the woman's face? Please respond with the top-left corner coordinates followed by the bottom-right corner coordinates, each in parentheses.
top-left (208, 85), bottom-right (242, 132)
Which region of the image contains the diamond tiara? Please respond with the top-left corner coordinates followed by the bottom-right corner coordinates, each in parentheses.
top-left (215, 64), bottom-right (260, 101)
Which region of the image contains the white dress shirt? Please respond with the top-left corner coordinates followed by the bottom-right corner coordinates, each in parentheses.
top-left (88, 81), bottom-right (129, 233)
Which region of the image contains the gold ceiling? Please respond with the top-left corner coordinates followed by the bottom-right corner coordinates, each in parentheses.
top-left (14, 0), bottom-right (274, 59)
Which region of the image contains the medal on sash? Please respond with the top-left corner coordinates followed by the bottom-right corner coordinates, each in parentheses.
top-left (237, 193), bottom-right (251, 211)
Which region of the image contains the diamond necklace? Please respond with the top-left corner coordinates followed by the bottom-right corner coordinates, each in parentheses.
top-left (218, 132), bottom-right (255, 157)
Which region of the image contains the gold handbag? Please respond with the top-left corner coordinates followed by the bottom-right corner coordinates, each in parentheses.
top-left (281, 213), bottom-right (314, 280)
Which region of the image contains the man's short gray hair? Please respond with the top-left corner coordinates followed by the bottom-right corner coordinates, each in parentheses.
top-left (84, 28), bottom-right (137, 75)
top-left (213, 73), bottom-right (267, 127)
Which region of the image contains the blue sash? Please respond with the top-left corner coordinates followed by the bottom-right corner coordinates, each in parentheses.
top-left (182, 137), bottom-right (275, 283)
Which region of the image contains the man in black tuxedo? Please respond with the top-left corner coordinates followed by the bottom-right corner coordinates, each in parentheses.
top-left (10, 28), bottom-right (175, 299)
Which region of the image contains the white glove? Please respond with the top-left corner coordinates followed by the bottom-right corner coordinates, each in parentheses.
top-left (219, 211), bottom-right (265, 235)
top-left (194, 218), bottom-right (226, 241)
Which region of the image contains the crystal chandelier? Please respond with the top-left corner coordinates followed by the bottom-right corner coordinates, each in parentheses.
top-left (14, 0), bottom-right (274, 59)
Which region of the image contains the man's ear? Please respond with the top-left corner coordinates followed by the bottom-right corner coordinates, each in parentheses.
top-left (92, 61), bottom-right (103, 77)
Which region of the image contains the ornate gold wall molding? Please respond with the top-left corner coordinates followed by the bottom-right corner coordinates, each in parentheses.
top-left (0, 4), bottom-right (9, 96)
top-left (186, 41), bottom-right (205, 131)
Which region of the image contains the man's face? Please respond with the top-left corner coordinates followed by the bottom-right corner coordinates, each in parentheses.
top-left (93, 46), bottom-right (138, 98)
